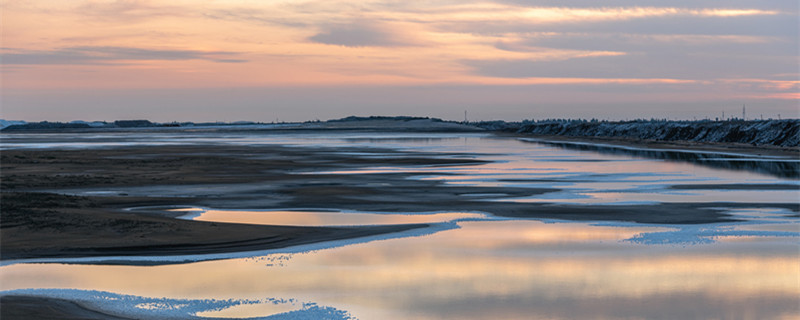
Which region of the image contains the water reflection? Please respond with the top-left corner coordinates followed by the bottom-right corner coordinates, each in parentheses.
top-left (312, 151), bottom-right (795, 205)
top-left (2, 132), bottom-right (799, 319)
top-left (1, 214), bottom-right (798, 319)
top-left (177, 208), bottom-right (488, 227)
top-left (500, 189), bottom-right (800, 205)
top-left (524, 139), bottom-right (800, 178)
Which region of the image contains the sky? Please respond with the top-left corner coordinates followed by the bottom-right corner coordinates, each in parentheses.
top-left (1, 0), bottom-right (798, 122)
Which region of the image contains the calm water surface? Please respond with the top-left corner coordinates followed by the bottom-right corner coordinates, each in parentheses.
top-left (1, 131), bottom-right (798, 319)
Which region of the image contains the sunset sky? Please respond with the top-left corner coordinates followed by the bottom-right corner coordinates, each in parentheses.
top-left (2, 0), bottom-right (798, 122)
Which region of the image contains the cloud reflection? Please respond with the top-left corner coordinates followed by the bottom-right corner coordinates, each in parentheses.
top-left (1, 219), bottom-right (797, 319)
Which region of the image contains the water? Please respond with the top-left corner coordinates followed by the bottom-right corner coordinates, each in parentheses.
top-left (1, 131), bottom-right (798, 319)
top-left (175, 208), bottom-right (489, 227)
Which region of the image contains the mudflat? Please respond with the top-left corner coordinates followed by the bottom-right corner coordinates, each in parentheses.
top-left (2, 139), bottom-right (797, 263)
top-left (1, 144), bottom-right (481, 262)
top-left (0, 295), bottom-right (131, 320)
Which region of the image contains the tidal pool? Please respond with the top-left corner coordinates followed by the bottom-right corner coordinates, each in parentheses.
top-left (1, 131), bottom-right (798, 319)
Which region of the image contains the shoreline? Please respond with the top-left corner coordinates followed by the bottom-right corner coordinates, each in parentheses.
top-left (1, 131), bottom-right (798, 319)
top-left (0, 295), bottom-right (132, 320)
top-left (501, 133), bottom-right (800, 158)
top-left (510, 133), bottom-right (800, 160)
top-left (2, 137), bottom-right (798, 264)
top-left (0, 192), bottom-right (427, 263)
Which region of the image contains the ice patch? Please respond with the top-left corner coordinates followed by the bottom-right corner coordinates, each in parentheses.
top-left (0, 289), bottom-right (355, 320)
top-left (624, 225), bottom-right (798, 245)
top-left (591, 208), bottom-right (800, 245)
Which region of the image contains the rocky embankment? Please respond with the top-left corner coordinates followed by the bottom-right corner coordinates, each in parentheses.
top-left (474, 119), bottom-right (800, 148)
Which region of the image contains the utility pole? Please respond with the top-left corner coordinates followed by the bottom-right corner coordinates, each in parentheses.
top-left (742, 104), bottom-right (746, 120)
top-left (722, 111), bottom-right (724, 120)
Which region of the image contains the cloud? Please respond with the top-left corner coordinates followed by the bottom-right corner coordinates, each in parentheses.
top-left (495, 33), bottom-right (797, 58)
top-left (429, 11), bottom-right (796, 38)
top-left (497, 0), bottom-right (798, 12)
top-left (308, 22), bottom-right (418, 47)
top-left (391, 4), bottom-right (781, 25)
top-left (464, 51), bottom-right (792, 80)
top-left (74, 0), bottom-right (189, 22)
top-left (203, 8), bottom-right (310, 28)
top-left (1, 46), bottom-right (247, 65)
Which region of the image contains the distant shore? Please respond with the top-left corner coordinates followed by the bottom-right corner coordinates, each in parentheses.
top-left (2, 127), bottom-right (799, 319)
top-left (3, 117), bottom-right (798, 150)
top-left (510, 133), bottom-right (799, 158)
top-left (475, 118), bottom-right (800, 149)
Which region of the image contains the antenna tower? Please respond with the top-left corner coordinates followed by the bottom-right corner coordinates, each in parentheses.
top-left (742, 104), bottom-right (746, 120)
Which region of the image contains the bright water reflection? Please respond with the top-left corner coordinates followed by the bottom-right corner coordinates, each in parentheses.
top-left (1, 214), bottom-right (798, 319)
top-left (176, 208), bottom-right (488, 227)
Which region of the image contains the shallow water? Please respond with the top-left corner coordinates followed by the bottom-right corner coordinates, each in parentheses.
top-left (176, 208), bottom-right (489, 227)
top-left (1, 131), bottom-right (798, 319)
top-left (22, 132), bottom-right (800, 204)
top-left (2, 212), bottom-right (797, 319)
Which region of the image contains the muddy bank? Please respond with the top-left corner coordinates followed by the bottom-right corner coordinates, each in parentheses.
top-left (508, 133), bottom-right (799, 157)
top-left (512, 135), bottom-right (800, 178)
top-left (0, 192), bottom-right (424, 261)
top-left (0, 145), bottom-right (487, 262)
top-left (2, 143), bottom-right (797, 263)
top-left (0, 295), bottom-right (131, 320)
top-left (475, 119), bottom-right (800, 148)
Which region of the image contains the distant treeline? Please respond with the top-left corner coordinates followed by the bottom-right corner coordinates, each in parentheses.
top-left (0, 116), bottom-right (447, 132)
top-left (327, 116), bottom-right (443, 122)
top-left (1, 120), bottom-right (158, 131)
top-left (0, 120), bottom-right (264, 131)
top-left (472, 119), bottom-right (800, 147)
top-left (1, 122), bottom-right (97, 131)
top-left (3, 117), bottom-right (798, 148)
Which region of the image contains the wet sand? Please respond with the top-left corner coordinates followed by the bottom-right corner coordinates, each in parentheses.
top-left (2, 132), bottom-right (799, 319)
top-left (1, 143), bottom-right (484, 262)
top-left (0, 192), bottom-right (425, 262)
top-left (0, 295), bottom-right (131, 320)
top-left (3, 142), bottom-right (797, 264)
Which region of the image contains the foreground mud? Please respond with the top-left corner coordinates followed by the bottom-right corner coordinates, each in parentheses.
top-left (2, 143), bottom-right (797, 262)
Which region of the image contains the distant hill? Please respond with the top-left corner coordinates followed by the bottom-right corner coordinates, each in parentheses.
top-left (328, 116), bottom-right (442, 122)
top-left (114, 120), bottom-right (155, 128)
top-left (0, 120), bottom-right (27, 130)
top-left (1, 121), bottom-right (92, 131)
top-left (0, 116), bottom-right (479, 133)
top-left (1, 119), bottom-right (158, 132)
top-left (3, 117), bottom-right (797, 148)
top-left (312, 116), bottom-right (478, 132)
